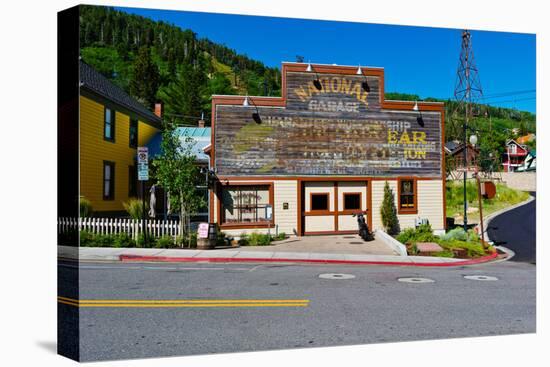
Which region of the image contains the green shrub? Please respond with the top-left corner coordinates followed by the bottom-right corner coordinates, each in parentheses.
top-left (438, 239), bottom-right (486, 257)
top-left (396, 224), bottom-right (437, 245)
top-left (113, 233), bottom-right (135, 248)
top-left (188, 232), bottom-right (198, 248)
top-left (137, 233), bottom-right (155, 248)
top-left (431, 250), bottom-right (455, 258)
top-left (396, 228), bottom-right (417, 245)
top-left (238, 233), bottom-right (249, 246)
top-left (155, 235), bottom-right (175, 248)
top-left (247, 232), bottom-right (272, 246)
top-left (123, 198), bottom-right (148, 219)
top-left (79, 230), bottom-right (94, 246)
top-left (79, 197), bottom-right (93, 218)
top-left (273, 232), bottom-right (287, 241)
top-left (440, 227), bottom-right (469, 242)
top-left (175, 233), bottom-right (198, 248)
top-left (93, 233), bottom-right (115, 247)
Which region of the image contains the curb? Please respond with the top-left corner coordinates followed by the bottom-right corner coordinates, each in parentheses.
top-left (119, 250), bottom-right (498, 267)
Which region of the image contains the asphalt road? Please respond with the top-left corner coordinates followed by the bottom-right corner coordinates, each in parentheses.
top-left (58, 260), bottom-right (536, 362)
top-left (487, 192), bottom-right (536, 263)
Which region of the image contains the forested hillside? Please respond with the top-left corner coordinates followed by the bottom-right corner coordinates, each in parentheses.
top-left (80, 5), bottom-right (281, 125)
top-left (80, 4), bottom-right (536, 164)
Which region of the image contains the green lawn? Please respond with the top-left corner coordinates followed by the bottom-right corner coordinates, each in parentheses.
top-left (446, 181), bottom-right (530, 221)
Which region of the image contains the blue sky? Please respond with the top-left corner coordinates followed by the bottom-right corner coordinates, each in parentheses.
top-left (118, 6), bottom-right (536, 113)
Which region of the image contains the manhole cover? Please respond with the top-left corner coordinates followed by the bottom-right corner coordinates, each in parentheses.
top-left (319, 273), bottom-right (356, 280)
top-left (397, 277), bottom-right (435, 283)
top-left (464, 275), bottom-right (499, 281)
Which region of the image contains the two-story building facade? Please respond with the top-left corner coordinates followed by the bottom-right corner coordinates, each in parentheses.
top-left (502, 139), bottom-right (529, 172)
top-left (208, 62), bottom-right (446, 237)
top-left (79, 61), bottom-right (162, 215)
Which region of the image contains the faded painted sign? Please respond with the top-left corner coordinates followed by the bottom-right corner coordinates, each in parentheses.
top-left (214, 71), bottom-right (442, 177)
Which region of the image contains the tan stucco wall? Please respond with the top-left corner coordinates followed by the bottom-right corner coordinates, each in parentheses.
top-left (338, 215), bottom-right (357, 231)
top-left (304, 182), bottom-right (335, 211)
top-left (273, 180), bottom-right (298, 235)
top-left (305, 215), bottom-right (335, 232)
top-left (336, 181), bottom-right (367, 211)
top-left (371, 179), bottom-right (444, 232)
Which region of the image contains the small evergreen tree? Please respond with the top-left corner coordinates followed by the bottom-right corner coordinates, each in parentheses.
top-left (380, 181), bottom-right (400, 235)
top-left (129, 46), bottom-right (160, 108)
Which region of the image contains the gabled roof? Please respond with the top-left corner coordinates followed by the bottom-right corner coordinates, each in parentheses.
top-left (505, 139), bottom-right (528, 151)
top-left (445, 141), bottom-right (479, 155)
top-left (444, 141), bottom-right (460, 154)
top-left (79, 60), bottom-right (162, 125)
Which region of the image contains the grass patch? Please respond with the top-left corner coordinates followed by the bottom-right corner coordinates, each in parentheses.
top-left (446, 181), bottom-right (530, 219)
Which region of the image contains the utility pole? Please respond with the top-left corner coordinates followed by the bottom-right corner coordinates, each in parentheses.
top-left (453, 30), bottom-right (483, 232)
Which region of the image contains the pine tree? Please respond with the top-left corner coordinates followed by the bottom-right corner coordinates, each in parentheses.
top-left (380, 181), bottom-right (400, 235)
top-left (129, 46), bottom-right (160, 108)
top-left (157, 51), bottom-right (208, 125)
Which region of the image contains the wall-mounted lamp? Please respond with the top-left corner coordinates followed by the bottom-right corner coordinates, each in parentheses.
top-left (357, 65), bottom-right (370, 92)
top-left (243, 96), bottom-right (262, 124)
top-left (469, 134), bottom-right (478, 146)
top-left (306, 61), bottom-right (323, 90)
top-left (413, 101), bottom-right (424, 127)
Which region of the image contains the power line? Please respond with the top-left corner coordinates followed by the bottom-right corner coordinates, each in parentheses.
top-left (477, 89), bottom-right (535, 100)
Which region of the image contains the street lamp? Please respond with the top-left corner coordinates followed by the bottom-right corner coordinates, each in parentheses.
top-left (462, 124), bottom-right (478, 232)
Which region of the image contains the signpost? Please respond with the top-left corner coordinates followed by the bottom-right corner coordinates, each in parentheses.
top-left (138, 147), bottom-right (149, 242)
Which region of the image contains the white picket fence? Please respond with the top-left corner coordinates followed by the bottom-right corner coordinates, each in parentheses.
top-left (58, 217), bottom-right (181, 240)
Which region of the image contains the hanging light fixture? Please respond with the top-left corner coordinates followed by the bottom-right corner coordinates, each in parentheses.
top-left (243, 95), bottom-right (262, 124)
top-left (357, 65), bottom-right (370, 92)
top-left (305, 61), bottom-right (322, 90)
top-left (413, 101), bottom-right (424, 127)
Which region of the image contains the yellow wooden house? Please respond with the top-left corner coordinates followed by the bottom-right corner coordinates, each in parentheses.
top-left (79, 61), bottom-right (162, 214)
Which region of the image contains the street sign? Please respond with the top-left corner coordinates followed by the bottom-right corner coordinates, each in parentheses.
top-left (137, 147), bottom-right (149, 181)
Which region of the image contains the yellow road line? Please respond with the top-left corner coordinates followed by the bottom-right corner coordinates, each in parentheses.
top-left (58, 296), bottom-right (308, 304)
top-left (59, 302), bottom-right (309, 308)
top-left (57, 297), bottom-right (309, 308)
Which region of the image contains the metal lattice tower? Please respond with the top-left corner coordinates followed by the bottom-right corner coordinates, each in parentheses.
top-left (450, 30), bottom-right (483, 139)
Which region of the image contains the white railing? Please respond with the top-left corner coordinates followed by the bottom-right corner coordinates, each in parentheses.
top-left (58, 217), bottom-right (181, 241)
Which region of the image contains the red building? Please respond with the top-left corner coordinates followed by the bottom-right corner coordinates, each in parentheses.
top-left (502, 139), bottom-right (529, 172)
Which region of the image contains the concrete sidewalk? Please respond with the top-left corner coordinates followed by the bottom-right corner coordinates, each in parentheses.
top-left (58, 245), bottom-right (498, 266)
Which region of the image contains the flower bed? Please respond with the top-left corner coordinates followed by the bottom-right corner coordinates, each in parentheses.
top-left (396, 224), bottom-right (493, 259)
